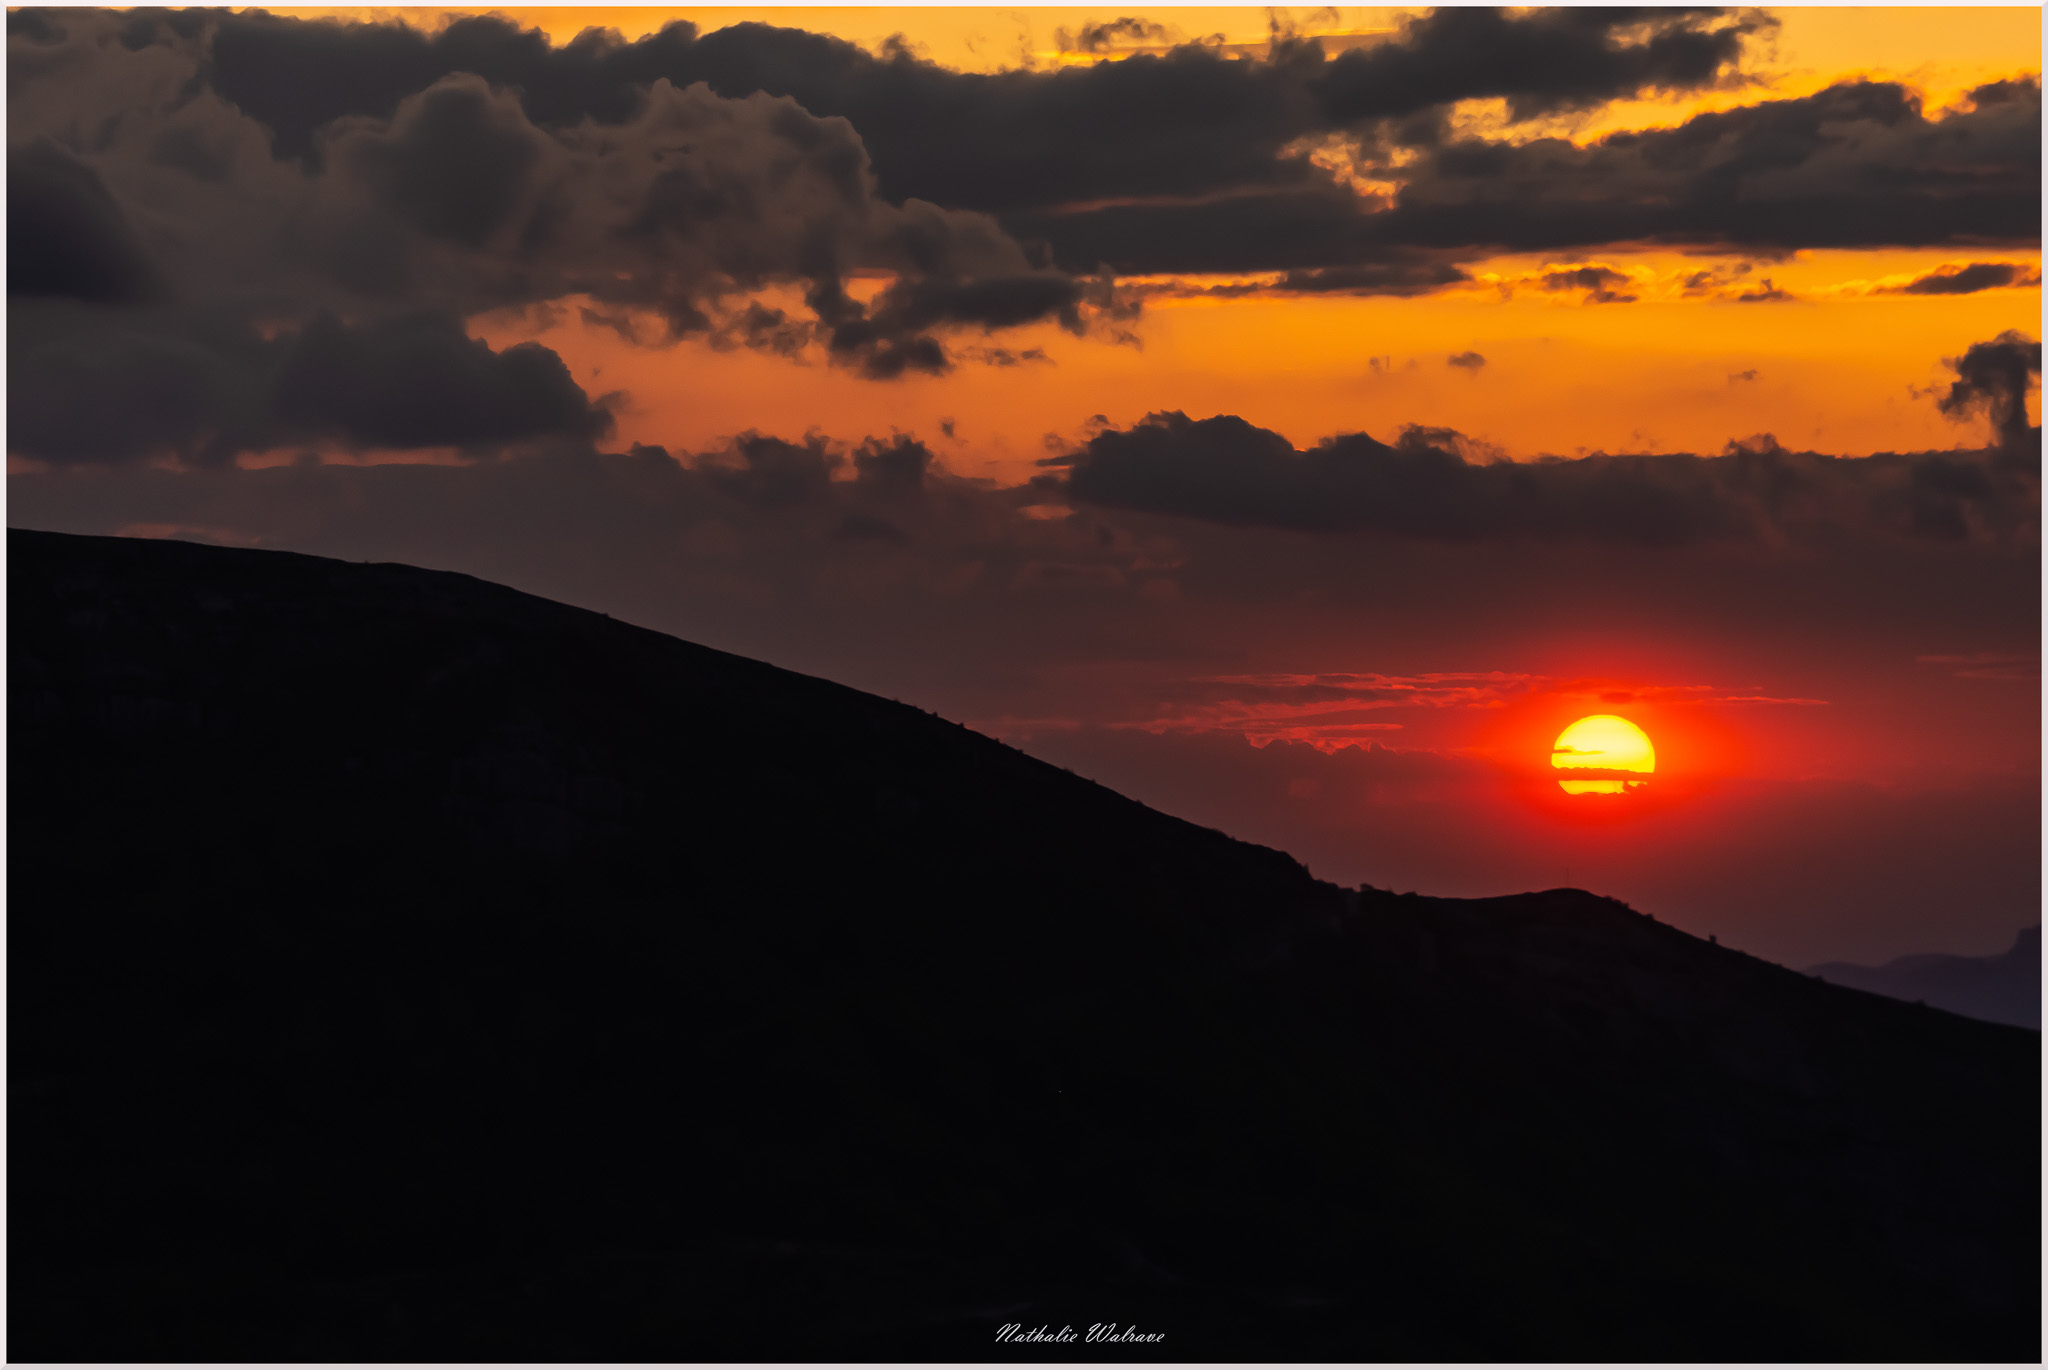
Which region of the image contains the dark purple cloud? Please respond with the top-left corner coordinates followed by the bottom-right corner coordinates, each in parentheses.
top-left (1051, 399), bottom-right (2038, 545)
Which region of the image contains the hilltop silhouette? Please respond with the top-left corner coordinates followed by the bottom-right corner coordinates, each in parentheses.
top-left (10, 528), bottom-right (2039, 1361)
top-left (1812, 926), bottom-right (2041, 1029)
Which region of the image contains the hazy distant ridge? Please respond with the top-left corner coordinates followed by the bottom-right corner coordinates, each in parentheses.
top-left (1811, 926), bottom-right (2040, 1029)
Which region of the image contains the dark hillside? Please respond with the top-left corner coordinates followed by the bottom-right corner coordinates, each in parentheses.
top-left (9, 528), bottom-right (2038, 1360)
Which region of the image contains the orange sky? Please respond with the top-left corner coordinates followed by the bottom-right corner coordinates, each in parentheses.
top-left (262, 7), bottom-right (2044, 94)
top-left (466, 243), bottom-right (2040, 478)
top-left (307, 4), bottom-right (2038, 472)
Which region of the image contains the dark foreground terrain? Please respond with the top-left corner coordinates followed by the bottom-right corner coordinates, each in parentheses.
top-left (11, 528), bottom-right (2039, 1360)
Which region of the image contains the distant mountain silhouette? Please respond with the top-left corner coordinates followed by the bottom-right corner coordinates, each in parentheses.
top-left (1811, 926), bottom-right (2041, 1029)
top-left (10, 528), bottom-right (2039, 1361)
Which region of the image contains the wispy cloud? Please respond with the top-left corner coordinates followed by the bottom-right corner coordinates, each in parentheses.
top-left (1555, 680), bottom-right (1831, 706)
top-left (1917, 652), bottom-right (2040, 681)
top-left (1106, 671), bottom-right (1828, 751)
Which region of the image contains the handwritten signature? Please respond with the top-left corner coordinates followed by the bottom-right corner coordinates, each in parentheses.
top-left (997, 1323), bottom-right (1164, 1345)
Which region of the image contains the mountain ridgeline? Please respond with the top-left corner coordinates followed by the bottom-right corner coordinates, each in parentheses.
top-left (10, 529), bottom-right (2039, 1360)
top-left (1812, 926), bottom-right (2041, 1029)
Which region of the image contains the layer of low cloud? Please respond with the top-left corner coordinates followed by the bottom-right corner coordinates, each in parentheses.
top-left (1049, 336), bottom-right (2041, 545)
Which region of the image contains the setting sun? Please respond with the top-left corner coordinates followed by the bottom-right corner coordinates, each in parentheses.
top-left (1553, 715), bottom-right (1657, 795)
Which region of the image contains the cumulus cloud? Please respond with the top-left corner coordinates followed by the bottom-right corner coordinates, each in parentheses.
top-left (271, 312), bottom-right (613, 450)
top-left (127, 6), bottom-right (1762, 216)
top-left (6, 8), bottom-right (1102, 434)
top-left (8, 139), bottom-right (163, 304)
top-left (1938, 330), bottom-right (2041, 462)
top-left (13, 8), bottom-right (2031, 292)
top-left (1052, 395), bottom-right (2039, 545)
top-left (7, 302), bottom-right (612, 464)
top-left (301, 70), bottom-right (1084, 360)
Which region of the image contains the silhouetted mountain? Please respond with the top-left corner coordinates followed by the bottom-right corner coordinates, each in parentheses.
top-left (1811, 926), bottom-right (2041, 1029)
top-left (10, 528), bottom-right (2039, 1361)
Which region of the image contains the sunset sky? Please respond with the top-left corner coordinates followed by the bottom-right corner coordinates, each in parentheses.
top-left (8, 4), bottom-right (2039, 966)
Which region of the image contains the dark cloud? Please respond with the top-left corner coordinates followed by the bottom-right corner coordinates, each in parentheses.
top-left (1030, 77), bottom-right (2038, 274)
top-left (1010, 76), bottom-right (2039, 273)
top-left (1122, 257), bottom-right (1472, 301)
top-left (1733, 278), bottom-right (1793, 303)
top-left (15, 9), bottom-right (2029, 287)
top-left (1892, 262), bottom-right (2043, 296)
top-left (703, 433), bottom-right (844, 508)
top-left (270, 312), bottom-right (613, 449)
top-left (7, 18), bottom-right (1101, 394)
top-left (959, 345), bottom-right (1053, 368)
top-left (1274, 261), bottom-right (1471, 295)
top-left (340, 72), bottom-right (544, 249)
top-left (1054, 409), bottom-right (2037, 545)
top-left (1367, 79), bottom-right (2041, 255)
top-left (1309, 7), bottom-right (1768, 125)
top-left (1938, 331), bottom-right (2041, 462)
top-left (181, 10), bottom-right (1316, 214)
top-left (687, 429), bottom-right (937, 513)
top-left (8, 138), bottom-right (163, 304)
top-left (1540, 265), bottom-right (1637, 304)
top-left (1058, 18), bottom-right (1171, 55)
top-left (165, 7), bottom-right (1761, 219)
top-left (1008, 183), bottom-right (1383, 275)
top-left (7, 304), bottom-right (609, 464)
top-left (830, 271), bottom-right (1084, 371)
top-left (1448, 351), bottom-right (1486, 371)
top-left (305, 72), bottom-right (1082, 361)
top-left (854, 435), bottom-right (935, 491)
top-left (1542, 266), bottom-right (1629, 293)
top-left (8, 305), bottom-right (271, 463)
top-left (847, 335), bottom-right (950, 381)
top-left (35, 7), bottom-right (1784, 283)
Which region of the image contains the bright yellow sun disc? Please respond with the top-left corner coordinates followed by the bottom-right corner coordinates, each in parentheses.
top-left (1552, 715), bottom-right (1656, 794)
